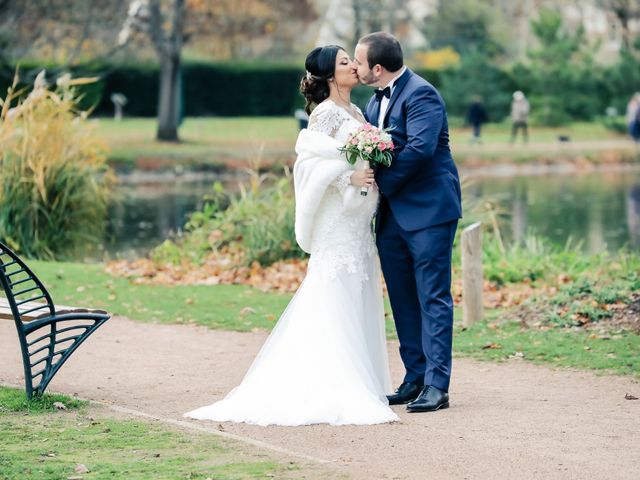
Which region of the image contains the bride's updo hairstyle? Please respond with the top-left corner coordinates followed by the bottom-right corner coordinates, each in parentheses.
top-left (300, 45), bottom-right (343, 114)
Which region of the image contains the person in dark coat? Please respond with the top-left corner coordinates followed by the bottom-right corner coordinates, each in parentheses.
top-left (466, 95), bottom-right (488, 143)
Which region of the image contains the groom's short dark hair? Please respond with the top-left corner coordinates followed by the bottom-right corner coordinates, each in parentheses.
top-left (359, 32), bottom-right (403, 72)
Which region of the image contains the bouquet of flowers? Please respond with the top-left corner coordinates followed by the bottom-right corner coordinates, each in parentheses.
top-left (339, 123), bottom-right (394, 196)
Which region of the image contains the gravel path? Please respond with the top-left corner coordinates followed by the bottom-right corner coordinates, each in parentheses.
top-left (1, 316), bottom-right (639, 479)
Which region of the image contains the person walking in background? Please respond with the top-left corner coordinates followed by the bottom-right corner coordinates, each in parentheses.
top-left (466, 95), bottom-right (488, 144)
top-left (626, 93), bottom-right (640, 143)
top-left (510, 91), bottom-right (530, 144)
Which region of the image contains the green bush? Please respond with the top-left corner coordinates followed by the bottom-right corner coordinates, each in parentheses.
top-left (603, 49), bottom-right (640, 114)
top-left (601, 115), bottom-right (629, 134)
top-left (439, 54), bottom-right (514, 121)
top-left (528, 95), bottom-right (573, 126)
top-left (153, 174), bottom-right (304, 267)
top-left (182, 62), bottom-right (304, 116)
top-left (1, 61), bottom-right (305, 117)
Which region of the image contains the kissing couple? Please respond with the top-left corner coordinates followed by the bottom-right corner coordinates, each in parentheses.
top-left (185, 32), bottom-right (462, 426)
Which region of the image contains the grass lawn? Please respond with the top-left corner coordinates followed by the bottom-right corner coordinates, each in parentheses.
top-left (0, 386), bottom-right (86, 414)
top-left (454, 313), bottom-right (640, 378)
top-left (0, 387), bottom-right (312, 480)
top-left (28, 260), bottom-right (640, 378)
top-left (32, 260), bottom-right (291, 332)
top-left (96, 117), bottom-right (300, 166)
top-left (95, 117), bottom-right (636, 168)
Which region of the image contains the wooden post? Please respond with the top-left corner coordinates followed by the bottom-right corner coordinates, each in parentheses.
top-left (462, 222), bottom-right (483, 326)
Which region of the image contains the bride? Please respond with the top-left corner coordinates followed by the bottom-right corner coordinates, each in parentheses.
top-left (184, 45), bottom-right (398, 426)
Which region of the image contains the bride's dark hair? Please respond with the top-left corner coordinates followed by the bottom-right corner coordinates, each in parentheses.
top-left (300, 45), bottom-right (344, 115)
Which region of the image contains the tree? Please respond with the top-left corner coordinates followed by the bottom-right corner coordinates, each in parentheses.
top-left (191, 0), bottom-right (316, 59)
top-left (121, 0), bottom-right (317, 142)
top-left (422, 0), bottom-right (511, 58)
top-left (317, 0), bottom-right (425, 53)
top-left (121, 0), bottom-right (185, 141)
top-left (521, 7), bottom-right (604, 124)
top-left (0, 0), bottom-right (125, 67)
top-left (439, 53), bottom-right (513, 120)
top-left (528, 6), bottom-right (585, 63)
top-left (596, 0), bottom-right (640, 51)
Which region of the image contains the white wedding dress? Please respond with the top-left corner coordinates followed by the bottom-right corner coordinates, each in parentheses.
top-left (185, 100), bottom-right (398, 426)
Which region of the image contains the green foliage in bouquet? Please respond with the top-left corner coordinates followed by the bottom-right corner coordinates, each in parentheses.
top-left (0, 71), bottom-right (114, 259)
top-left (339, 124), bottom-right (394, 168)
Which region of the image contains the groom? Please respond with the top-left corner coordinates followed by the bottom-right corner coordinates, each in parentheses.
top-left (354, 32), bottom-right (462, 412)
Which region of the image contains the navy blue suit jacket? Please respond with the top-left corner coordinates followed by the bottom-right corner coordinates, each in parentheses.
top-left (365, 68), bottom-right (462, 231)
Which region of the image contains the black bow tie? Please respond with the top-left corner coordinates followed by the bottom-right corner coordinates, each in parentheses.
top-left (374, 86), bottom-right (391, 101)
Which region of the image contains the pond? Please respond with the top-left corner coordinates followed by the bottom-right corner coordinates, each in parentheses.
top-left (104, 168), bottom-right (640, 258)
top-left (464, 167), bottom-right (640, 253)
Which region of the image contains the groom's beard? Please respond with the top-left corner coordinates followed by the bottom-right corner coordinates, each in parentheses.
top-left (359, 70), bottom-right (378, 86)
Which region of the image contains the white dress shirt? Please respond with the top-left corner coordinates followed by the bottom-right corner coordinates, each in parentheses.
top-left (378, 66), bottom-right (407, 127)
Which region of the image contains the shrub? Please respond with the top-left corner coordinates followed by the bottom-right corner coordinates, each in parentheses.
top-left (4, 54), bottom-right (638, 123)
top-left (528, 95), bottom-right (573, 126)
top-left (600, 115), bottom-right (629, 134)
top-left (0, 71), bottom-right (114, 259)
top-left (153, 164), bottom-right (303, 267)
top-left (438, 54), bottom-right (514, 121)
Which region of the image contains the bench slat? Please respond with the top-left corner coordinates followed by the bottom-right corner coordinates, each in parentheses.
top-left (9, 278), bottom-right (33, 289)
top-left (19, 304), bottom-right (51, 317)
top-left (0, 297), bottom-right (103, 321)
top-left (15, 294), bottom-right (47, 307)
top-left (12, 286), bottom-right (41, 297)
top-left (6, 269), bottom-right (26, 278)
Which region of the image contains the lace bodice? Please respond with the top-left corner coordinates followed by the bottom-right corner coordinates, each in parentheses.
top-left (306, 100), bottom-right (379, 286)
top-left (308, 100), bottom-right (367, 144)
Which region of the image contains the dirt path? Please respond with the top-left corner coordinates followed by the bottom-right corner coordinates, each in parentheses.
top-left (1, 316), bottom-right (639, 479)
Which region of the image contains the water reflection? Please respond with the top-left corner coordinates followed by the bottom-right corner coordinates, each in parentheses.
top-left (464, 171), bottom-right (640, 254)
top-left (105, 179), bottom-right (234, 258)
top-left (105, 170), bottom-right (640, 257)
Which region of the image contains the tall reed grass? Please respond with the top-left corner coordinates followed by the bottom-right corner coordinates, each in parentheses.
top-left (0, 71), bottom-right (114, 259)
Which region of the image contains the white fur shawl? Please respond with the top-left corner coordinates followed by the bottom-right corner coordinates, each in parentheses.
top-left (293, 129), bottom-right (366, 253)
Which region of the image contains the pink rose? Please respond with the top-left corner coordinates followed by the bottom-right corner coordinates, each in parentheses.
top-left (387, 141), bottom-right (394, 149)
top-left (378, 142), bottom-right (387, 150)
top-left (371, 135), bottom-right (380, 143)
top-left (351, 138), bottom-right (359, 145)
top-left (362, 123), bottom-right (372, 131)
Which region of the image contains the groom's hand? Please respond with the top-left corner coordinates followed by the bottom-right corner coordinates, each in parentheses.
top-left (350, 168), bottom-right (375, 188)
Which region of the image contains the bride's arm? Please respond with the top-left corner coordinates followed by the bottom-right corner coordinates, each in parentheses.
top-left (308, 103), bottom-right (346, 138)
top-left (306, 103), bottom-right (373, 191)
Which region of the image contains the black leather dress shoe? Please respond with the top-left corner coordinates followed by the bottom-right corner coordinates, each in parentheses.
top-left (386, 382), bottom-right (423, 405)
top-left (406, 385), bottom-right (449, 412)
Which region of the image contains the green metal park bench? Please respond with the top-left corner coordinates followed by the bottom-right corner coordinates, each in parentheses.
top-left (0, 240), bottom-right (110, 399)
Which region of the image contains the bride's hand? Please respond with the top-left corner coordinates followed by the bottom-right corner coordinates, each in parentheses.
top-left (349, 168), bottom-right (375, 188)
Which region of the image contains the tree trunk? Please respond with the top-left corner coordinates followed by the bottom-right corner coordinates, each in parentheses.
top-left (156, 54), bottom-right (181, 142)
top-left (618, 14), bottom-right (631, 51)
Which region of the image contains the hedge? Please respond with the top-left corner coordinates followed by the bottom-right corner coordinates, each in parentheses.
top-left (1, 57), bottom-right (637, 123)
top-left (0, 61), bottom-right (442, 118)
